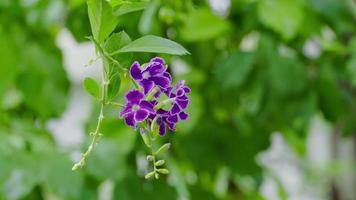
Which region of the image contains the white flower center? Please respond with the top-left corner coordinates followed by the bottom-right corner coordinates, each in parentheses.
top-left (142, 71), bottom-right (150, 79)
top-left (132, 105), bottom-right (140, 111)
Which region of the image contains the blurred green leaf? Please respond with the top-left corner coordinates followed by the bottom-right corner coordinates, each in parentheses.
top-left (258, 0), bottom-right (305, 40)
top-left (111, 35), bottom-right (189, 55)
top-left (107, 73), bottom-right (121, 101)
top-left (180, 8), bottom-right (230, 42)
top-left (111, 0), bottom-right (148, 16)
top-left (138, 0), bottom-right (158, 34)
top-left (215, 51), bottom-right (255, 89)
top-left (83, 77), bottom-right (100, 99)
top-left (104, 31), bottom-right (133, 68)
top-left (87, 0), bottom-right (118, 43)
top-left (316, 65), bottom-right (344, 122)
top-left (268, 56), bottom-right (306, 96)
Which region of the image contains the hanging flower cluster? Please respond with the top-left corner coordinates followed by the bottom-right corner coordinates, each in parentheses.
top-left (119, 57), bottom-right (190, 136)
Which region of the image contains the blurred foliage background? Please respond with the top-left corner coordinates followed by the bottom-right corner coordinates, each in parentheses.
top-left (0, 0), bottom-right (356, 199)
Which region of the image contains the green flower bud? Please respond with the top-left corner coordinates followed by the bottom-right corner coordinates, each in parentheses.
top-left (154, 160), bottom-right (165, 166)
top-left (157, 168), bottom-right (169, 174)
top-left (145, 171), bottom-right (155, 179)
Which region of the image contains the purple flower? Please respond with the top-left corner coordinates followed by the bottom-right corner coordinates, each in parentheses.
top-left (149, 81), bottom-right (191, 136)
top-left (120, 57), bottom-right (191, 136)
top-left (130, 57), bottom-right (172, 94)
top-left (167, 80), bottom-right (191, 115)
top-left (119, 90), bottom-right (154, 127)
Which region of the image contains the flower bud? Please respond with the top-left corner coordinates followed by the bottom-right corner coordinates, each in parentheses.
top-left (145, 171), bottom-right (155, 179)
top-left (154, 160), bottom-right (165, 166)
top-left (155, 143), bottom-right (171, 155)
top-left (157, 168), bottom-right (169, 174)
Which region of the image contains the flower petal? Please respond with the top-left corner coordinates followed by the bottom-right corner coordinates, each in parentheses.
top-left (157, 109), bottom-right (169, 116)
top-left (159, 122), bottom-right (166, 136)
top-left (125, 90), bottom-right (144, 104)
top-left (177, 94), bottom-right (188, 101)
top-left (176, 88), bottom-right (185, 97)
top-left (176, 80), bottom-right (185, 89)
top-left (139, 100), bottom-right (154, 113)
top-left (148, 62), bottom-right (166, 76)
top-left (183, 86), bottom-right (191, 94)
top-left (139, 79), bottom-right (154, 94)
top-left (163, 72), bottom-right (172, 81)
top-left (119, 105), bottom-right (132, 118)
top-left (177, 99), bottom-right (189, 109)
top-left (179, 111), bottom-right (189, 121)
top-left (150, 57), bottom-right (165, 64)
top-left (150, 76), bottom-right (170, 88)
top-left (130, 61), bottom-right (143, 81)
top-left (167, 122), bottom-right (176, 131)
top-left (134, 109), bottom-right (149, 122)
top-left (125, 113), bottom-right (135, 127)
top-left (154, 90), bottom-right (161, 98)
top-left (164, 86), bottom-right (174, 96)
top-left (170, 103), bottom-right (181, 115)
top-left (167, 114), bottom-right (178, 123)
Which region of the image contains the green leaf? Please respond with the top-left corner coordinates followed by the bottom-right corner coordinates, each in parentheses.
top-left (215, 52), bottom-right (255, 89)
top-left (107, 73), bottom-right (121, 101)
top-left (346, 56), bottom-right (356, 87)
top-left (83, 77), bottom-right (100, 99)
top-left (104, 31), bottom-right (132, 68)
top-left (138, 0), bottom-right (158, 34)
top-left (111, 35), bottom-right (189, 55)
top-left (87, 0), bottom-right (119, 43)
top-left (111, 0), bottom-right (148, 16)
top-left (180, 8), bottom-right (230, 42)
top-left (258, 0), bottom-right (305, 40)
top-left (268, 56), bottom-right (306, 96)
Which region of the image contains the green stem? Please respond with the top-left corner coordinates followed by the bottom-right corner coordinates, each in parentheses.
top-left (108, 102), bottom-right (124, 107)
top-left (72, 50), bottom-right (108, 171)
top-left (147, 131), bottom-right (159, 179)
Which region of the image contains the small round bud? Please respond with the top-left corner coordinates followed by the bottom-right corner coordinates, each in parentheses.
top-left (154, 160), bottom-right (165, 166)
top-left (146, 155), bottom-right (154, 161)
top-left (145, 171), bottom-right (155, 179)
top-left (157, 169), bottom-right (169, 174)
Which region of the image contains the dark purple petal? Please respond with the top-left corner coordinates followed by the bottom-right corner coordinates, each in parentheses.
top-left (169, 92), bottom-right (176, 98)
top-left (130, 61), bottom-right (142, 81)
top-left (177, 94), bottom-right (188, 101)
top-left (176, 80), bottom-right (185, 89)
top-left (125, 90), bottom-right (144, 104)
top-left (154, 90), bottom-right (161, 98)
top-left (177, 99), bottom-right (189, 109)
top-left (164, 86), bottom-right (174, 96)
top-left (167, 122), bottom-right (176, 131)
top-left (179, 112), bottom-right (189, 120)
top-left (176, 88), bottom-right (185, 97)
top-left (125, 113), bottom-right (135, 127)
top-left (148, 62), bottom-right (166, 76)
top-left (159, 122), bottom-right (166, 136)
top-left (134, 109), bottom-right (149, 122)
top-left (119, 105), bottom-right (132, 118)
top-left (163, 72), bottom-right (172, 81)
top-left (139, 79), bottom-right (154, 94)
top-left (150, 76), bottom-right (170, 89)
top-left (150, 57), bottom-right (165, 65)
top-left (183, 86), bottom-right (191, 94)
top-left (139, 100), bottom-right (154, 113)
top-left (157, 109), bottom-right (169, 115)
top-left (148, 113), bottom-right (156, 120)
top-left (170, 103), bottom-right (181, 115)
top-left (167, 114), bottom-right (178, 123)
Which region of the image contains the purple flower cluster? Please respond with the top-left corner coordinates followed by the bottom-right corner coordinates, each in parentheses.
top-left (119, 57), bottom-right (190, 136)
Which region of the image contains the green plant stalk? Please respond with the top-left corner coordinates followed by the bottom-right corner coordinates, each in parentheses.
top-left (146, 130), bottom-right (160, 179)
top-left (72, 51), bottom-right (108, 171)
